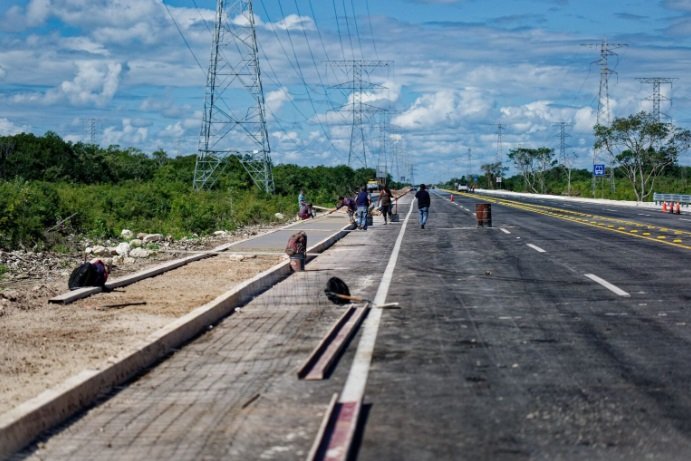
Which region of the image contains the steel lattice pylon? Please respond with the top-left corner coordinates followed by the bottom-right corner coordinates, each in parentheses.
top-left (194, 0), bottom-right (274, 193)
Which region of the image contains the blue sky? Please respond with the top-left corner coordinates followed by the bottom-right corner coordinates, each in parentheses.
top-left (2, 0), bottom-right (691, 184)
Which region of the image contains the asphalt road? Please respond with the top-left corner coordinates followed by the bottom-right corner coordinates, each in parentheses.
top-left (359, 190), bottom-right (691, 460)
top-left (13, 190), bottom-right (691, 460)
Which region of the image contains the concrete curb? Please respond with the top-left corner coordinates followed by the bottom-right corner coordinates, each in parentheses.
top-left (49, 241), bottom-right (238, 304)
top-left (49, 213), bottom-right (338, 305)
top-left (0, 223), bottom-right (355, 460)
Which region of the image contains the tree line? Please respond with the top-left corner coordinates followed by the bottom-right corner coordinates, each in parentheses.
top-left (0, 131), bottom-right (392, 251)
top-left (446, 112), bottom-right (691, 200)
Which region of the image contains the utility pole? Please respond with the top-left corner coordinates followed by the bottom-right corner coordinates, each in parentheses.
top-left (582, 39), bottom-right (627, 197)
top-left (636, 77), bottom-right (676, 122)
top-left (194, 0), bottom-right (274, 193)
top-left (329, 60), bottom-right (391, 168)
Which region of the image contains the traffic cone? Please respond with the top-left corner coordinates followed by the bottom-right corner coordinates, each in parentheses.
top-left (675, 202), bottom-right (681, 215)
top-left (662, 201), bottom-right (668, 212)
top-left (450, 194), bottom-right (455, 202)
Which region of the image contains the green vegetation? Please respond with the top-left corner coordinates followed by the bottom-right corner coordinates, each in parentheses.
top-left (445, 113), bottom-right (691, 199)
top-left (0, 132), bottom-right (395, 251)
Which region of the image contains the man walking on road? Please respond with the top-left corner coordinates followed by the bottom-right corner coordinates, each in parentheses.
top-left (415, 184), bottom-right (430, 229)
top-left (355, 186), bottom-right (370, 230)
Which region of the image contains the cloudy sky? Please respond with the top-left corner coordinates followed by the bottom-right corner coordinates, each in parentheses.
top-left (2, 0), bottom-right (691, 184)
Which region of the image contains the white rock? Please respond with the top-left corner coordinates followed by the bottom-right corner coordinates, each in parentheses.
top-left (274, 212), bottom-right (285, 220)
top-left (129, 239), bottom-right (142, 248)
top-left (92, 245), bottom-right (108, 256)
top-left (124, 257), bottom-right (136, 265)
top-left (142, 234), bottom-right (163, 243)
top-left (115, 242), bottom-right (131, 256)
top-left (213, 230), bottom-right (228, 237)
top-left (120, 229), bottom-right (134, 240)
top-left (129, 248), bottom-right (151, 258)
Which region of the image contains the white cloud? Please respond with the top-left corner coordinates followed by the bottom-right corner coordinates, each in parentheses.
top-left (102, 118), bottom-right (148, 146)
top-left (393, 88), bottom-right (488, 130)
top-left (61, 37), bottom-right (110, 56)
top-left (55, 61), bottom-right (122, 106)
top-left (265, 87), bottom-right (292, 117)
top-left (51, 0), bottom-right (161, 28)
top-left (26, 0), bottom-right (51, 26)
top-left (10, 60), bottom-right (122, 107)
top-left (265, 14), bottom-right (315, 32)
top-left (573, 107), bottom-right (597, 133)
top-left (161, 121), bottom-right (186, 139)
top-left (0, 118), bottom-right (30, 135)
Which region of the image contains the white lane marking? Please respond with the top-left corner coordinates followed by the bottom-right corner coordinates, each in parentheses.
top-left (340, 199), bottom-right (413, 402)
top-left (585, 273), bottom-right (630, 297)
top-left (605, 209), bottom-right (618, 212)
top-left (500, 228), bottom-right (511, 234)
top-left (680, 218), bottom-right (691, 222)
top-left (527, 243), bottom-right (546, 253)
top-left (637, 213), bottom-right (652, 217)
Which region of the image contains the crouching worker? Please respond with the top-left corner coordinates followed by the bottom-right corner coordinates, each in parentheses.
top-left (334, 196), bottom-right (357, 224)
top-left (68, 258), bottom-right (112, 290)
top-left (285, 231), bottom-right (307, 271)
top-left (298, 202), bottom-right (316, 220)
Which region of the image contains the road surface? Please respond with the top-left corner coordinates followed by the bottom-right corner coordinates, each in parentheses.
top-left (13, 190), bottom-right (691, 460)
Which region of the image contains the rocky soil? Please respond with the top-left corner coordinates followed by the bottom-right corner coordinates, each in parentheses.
top-left (0, 222), bottom-right (290, 415)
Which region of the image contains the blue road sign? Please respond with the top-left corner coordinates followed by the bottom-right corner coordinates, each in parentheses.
top-left (593, 164), bottom-right (606, 176)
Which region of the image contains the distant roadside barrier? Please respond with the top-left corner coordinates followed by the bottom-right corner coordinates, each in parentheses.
top-left (653, 193), bottom-right (691, 206)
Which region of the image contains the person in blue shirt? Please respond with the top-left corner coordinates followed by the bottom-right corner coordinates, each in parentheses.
top-left (355, 186), bottom-right (370, 230)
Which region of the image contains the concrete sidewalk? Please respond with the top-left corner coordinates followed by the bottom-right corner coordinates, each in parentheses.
top-left (0, 211), bottom-right (359, 460)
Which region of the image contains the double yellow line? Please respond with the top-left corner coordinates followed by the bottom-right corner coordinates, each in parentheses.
top-left (450, 191), bottom-right (691, 251)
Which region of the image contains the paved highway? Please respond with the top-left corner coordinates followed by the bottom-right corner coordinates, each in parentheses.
top-left (13, 190), bottom-right (691, 460)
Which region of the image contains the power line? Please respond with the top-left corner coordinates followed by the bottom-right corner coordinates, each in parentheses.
top-left (162, 1), bottom-right (206, 74)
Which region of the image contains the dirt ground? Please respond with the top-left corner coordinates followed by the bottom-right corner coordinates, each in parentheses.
top-left (0, 231), bottom-right (286, 416)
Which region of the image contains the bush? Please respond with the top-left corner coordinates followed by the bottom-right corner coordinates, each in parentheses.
top-left (0, 180), bottom-right (61, 249)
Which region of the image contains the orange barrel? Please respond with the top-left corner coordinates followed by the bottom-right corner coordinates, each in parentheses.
top-left (475, 203), bottom-right (492, 227)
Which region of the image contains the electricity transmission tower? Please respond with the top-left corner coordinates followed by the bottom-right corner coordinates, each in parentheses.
top-left (636, 77), bottom-right (676, 122)
top-left (496, 123), bottom-right (504, 188)
top-left (0, 141), bottom-right (13, 179)
top-left (375, 110), bottom-right (390, 183)
top-left (86, 118), bottom-right (96, 144)
top-left (554, 121), bottom-right (574, 194)
top-left (329, 60), bottom-right (392, 168)
top-left (553, 122), bottom-right (571, 160)
top-left (194, 0), bottom-right (274, 193)
top-left (582, 39), bottom-right (627, 196)
top-left (466, 147), bottom-right (471, 182)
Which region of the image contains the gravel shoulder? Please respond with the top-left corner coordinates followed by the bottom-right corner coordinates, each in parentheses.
top-left (0, 226), bottom-right (287, 415)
